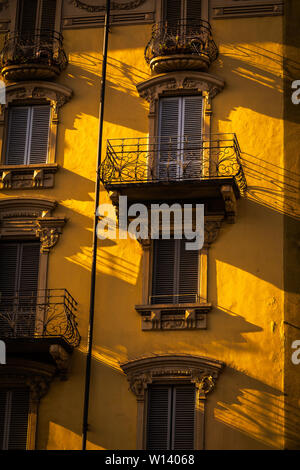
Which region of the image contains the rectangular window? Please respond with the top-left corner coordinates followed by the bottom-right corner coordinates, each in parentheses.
top-left (6, 105), bottom-right (50, 165)
top-left (18, 0), bottom-right (57, 33)
top-left (158, 96), bottom-right (203, 180)
top-left (0, 389), bottom-right (30, 450)
top-left (151, 239), bottom-right (199, 304)
top-left (146, 385), bottom-right (195, 450)
top-left (0, 242), bottom-right (40, 336)
top-left (163, 0), bottom-right (202, 21)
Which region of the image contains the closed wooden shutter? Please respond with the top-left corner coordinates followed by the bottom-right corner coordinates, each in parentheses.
top-left (6, 106), bottom-right (50, 165)
top-left (6, 107), bottom-right (30, 165)
top-left (28, 106), bottom-right (50, 164)
top-left (147, 385), bottom-right (195, 450)
top-left (40, 0), bottom-right (57, 31)
top-left (178, 239), bottom-right (199, 303)
top-left (18, 0), bottom-right (38, 34)
top-left (172, 386), bottom-right (195, 450)
top-left (152, 239), bottom-right (199, 304)
top-left (158, 98), bottom-right (180, 180)
top-left (182, 96), bottom-right (203, 178)
top-left (186, 0), bottom-right (202, 20)
top-left (163, 0), bottom-right (182, 23)
top-left (0, 243), bottom-right (40, 337)
top-left (152, 239), bottom-right (176, 304)
top-left (158, 97), bottom-right (203, 180)
top-left (147, 386), bottom-right (171, 450)
top-left (0, 389), bottom-right (30, 450)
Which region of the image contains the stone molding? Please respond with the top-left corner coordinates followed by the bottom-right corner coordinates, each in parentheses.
top-left (121, 354), bottom-right (225, 400)
top-left (135, 303), bottom-right (212, 331)
top-left (212, 0), bottom-right (284, 18)
top-left (0, 197), bottom-right (66, 253)
top-left (136, 71), bottom-right (225, 114)
top-left (0, 163), bottom-right (58, 190)
top-left (70, 0), bottom-right (147, 11)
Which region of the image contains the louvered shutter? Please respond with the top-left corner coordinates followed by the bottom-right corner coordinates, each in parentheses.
top-left (6, 107), bottom-right (30, 165)
top-left (40, 0), bottom-right (57, 31)
top-left (152, 240), bottom-right (176, 304)
top-left (18, 0), bottom-right (38, 34)
top-left (182, 96), bottom-right (203, 178)
top-left (186, 0), bottom-right (202, 20)
top-left (17, 243), bottom-right (40, 336)
top-left (172, 386), bottom-right (195, 450)
top-left (0, 244), bottom-right (19, 336)
top-left (0, 390), bottom-right (6, 449)
top-left (147, 386), bottom-right (171, 450)
top-left (158, 98), bottom-right (180, 180)
top-left (28, 106), bottom-right (50, 164)
top-left (178, 239), bottom-right (199, 303)
top-left (0, 389), bottom-right (30, 450)
top-left (163, 0), bottom-right (182, 23)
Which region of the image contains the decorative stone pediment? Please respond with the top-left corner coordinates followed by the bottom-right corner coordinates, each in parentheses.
top-left (0, 197), bottom-right (66, 253)
top-left (70, 0), bottom-right (147, 11)
top-left (0, 82), bottom-right (73, 120)
top-left (136, 71), bottom-right (225, 112)
top-left (121, 354), bottom-right (225, 400)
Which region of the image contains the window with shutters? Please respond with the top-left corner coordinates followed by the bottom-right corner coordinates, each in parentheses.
top-left (0, 242), bottom-right (40, 337)
top-left (6, 105), bottom-right (50, 166)
top-left (17, 0), bottom-right (57, 36)
top-left (0, 389), bottom-right (30, 450)
top-left (158, 96), bottom-right (203, 180)
top-left (151, 239), bottom-right (199, 304)
top-left (163, 0), bottom-right (203, 22)
top-left (146, 384), bottom-right (195, 450)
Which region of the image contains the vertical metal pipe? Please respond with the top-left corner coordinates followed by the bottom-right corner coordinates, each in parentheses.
top-left (82, 0), bottom-right (111, 451)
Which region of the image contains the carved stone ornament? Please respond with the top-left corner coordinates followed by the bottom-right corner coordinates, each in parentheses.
top-left (136, 71), bottom-right (225, 113)
top-left (121, 355), bottom-right (225, 400)
top-left (0, 198), bottom-right (67, 253)
top-left (70, 0), bottom-right (147, 11)
top-left (0, 81), bottom-right (73, 124)
top-left (0, 359), bottom-right (56, 403)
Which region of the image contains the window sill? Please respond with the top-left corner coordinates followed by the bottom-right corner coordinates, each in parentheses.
top-left (0, 163), bottom-right (58, 189)
top-left (135, 303), bottom-right (212, 330)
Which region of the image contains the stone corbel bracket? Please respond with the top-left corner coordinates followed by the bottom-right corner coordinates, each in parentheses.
top-left (49, 344), bottom-right (71, 380)
top-left (36, 215), bottom-right (67, 253)
top-left (136, 304), bottom-right (212, 331)
top-left (220, 184), bottom-right (237, 223)
top-left (121, 355), bottom-right (225, 400)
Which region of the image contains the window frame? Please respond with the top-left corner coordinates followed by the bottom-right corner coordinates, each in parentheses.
top-left (10, 0), bottom-right (63, 36)
top-left (156, 0), bottom-right (209, 22)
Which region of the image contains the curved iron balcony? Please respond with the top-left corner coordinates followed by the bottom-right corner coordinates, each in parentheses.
top-left (145, 19), bottom-right (218, 73)
top-left (100, 134), bottom-right (247, 196)
top-left (0, 289), bottom-right (80, 348)
top-left (0, 30), bottom-right (68, 81)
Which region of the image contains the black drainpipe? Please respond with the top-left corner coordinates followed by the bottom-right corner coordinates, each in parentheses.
top-left (82, 0), bottom-right (111, 451)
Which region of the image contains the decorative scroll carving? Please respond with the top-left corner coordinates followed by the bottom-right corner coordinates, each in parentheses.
top-left (136, 71), bottom-right (225, 113)
top-left (121, 355), bottom-right (224, 400)
top-left (26, 375), bottom-right (52, 402)
top-left (136, 304), bottom-right (211, 330)
top-left (0, 198), bottom-right (66, 253)
top-left (204, 220), bottom-right (222, 246)
top-left (70, 0), bottom-right (147, 11)
top-left (36, 216), bottom-right (66, 253)
top-left (0, 165), bottom-right (58, 190)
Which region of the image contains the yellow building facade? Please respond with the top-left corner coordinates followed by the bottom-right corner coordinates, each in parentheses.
top-left (0, 0), bottom-right (299, 451)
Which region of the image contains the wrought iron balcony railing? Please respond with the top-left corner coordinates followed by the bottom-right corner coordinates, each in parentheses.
top-left (100, 134), bottom-right (247, 195)
top-left (145, 19), bottom-right (218, 72)
top-left (0, 289), bottom-right (80, 348)
top-left (0, 30), bottom-right (68, 80)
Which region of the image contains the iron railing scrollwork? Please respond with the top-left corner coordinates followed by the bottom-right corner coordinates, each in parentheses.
top-left (0, 30), bottom-right (68, 72)
top-left (100, 133), bottom-right (247, 195)
top-left (145, 19), bottom-right (218, 65)
top-left (0, 289), bottom-right (80, 348)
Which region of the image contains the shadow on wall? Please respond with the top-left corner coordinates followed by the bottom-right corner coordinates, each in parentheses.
top-left (37, 349), bottom-right (298, 450)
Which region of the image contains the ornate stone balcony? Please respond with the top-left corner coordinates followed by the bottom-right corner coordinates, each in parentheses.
top-left (145, 19), bottom-right (218, 73)
top-left (0, 289), bottom-right (80, 376)
top-left (100, 134), bottom-right (246, 222)
top-left (0, 30), bottom-right (68, 81)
